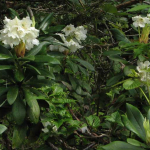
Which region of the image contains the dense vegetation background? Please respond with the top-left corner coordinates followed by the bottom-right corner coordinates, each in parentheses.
top-left (1, 0), bottom-right (150, 150)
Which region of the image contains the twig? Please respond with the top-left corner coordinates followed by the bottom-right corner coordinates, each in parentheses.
top-left (78, 0), bottom-right (86, 10)
top-left (83, 142), bottom-right (96, 150)
top-left (27, 6), bottom-right (33, 18)
top-left (116, 0), bottom-right (145, 10)
top-left (103, 21), bottom-right (115, 44)
top-left (59, 139), bottom-right (77, 150)
top-left (48, 142), bottom-right (59, 150)
top-left (2, 132), bottom-right (12, 150)
top-left (82, 134), bottom-right (110, 139)
top-left (67, 104), bottom-right (80, 121)
top-left (143, 1), bottom-right (150, 5)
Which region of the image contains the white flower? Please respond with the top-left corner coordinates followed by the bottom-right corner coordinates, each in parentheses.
top-left (62, 24), bottom-right (75, 36)
top-left (52, 126), bottom-right (58, 132)
top-left (43, 121), bottom-right (51, 127)
top-left (67, 39), bottom-right (83, 52)
top-left (57, 33), bottom-right (83, 52)
top-left (49, 25), bottom-right (87, 53)
top-left (0, 16), bottom-right (39, 50)
top-left (42, 121), bottom-right (58, 133)
top-left (49, 45), bottom-right (59, 51)
top-left (147, 14), bottom-right (150, 18)
top-left (137, 61), bottom-right (150, 81)
top-left (58, 46), bottom-right (67, 52)
top-left (79, 126), bottom-right (91, 134)
top-left (137, 61), bottom-right (150, 72)
top-left (76, 26), bottom-right (87, 35)
top-left (42, 128), bottom-right (49, 133)
top-left (80, 126), bottom-right (88, 133)
top-left (132, 15), bottom-right (150, 28)
top-left (74, 26), bottom-right (87, 41)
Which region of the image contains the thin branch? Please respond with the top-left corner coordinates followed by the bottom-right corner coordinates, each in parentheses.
top-left (78, 0), bottom-right (86, 10)
top-left (48, 142), bottom-right (59, 150)
top-left (67, 104), bottom-right (80, 121)
top-left (27, 6), bottom-right (33, 18)
top-left (143, 1), bottom-right (150, 5)
top-left (2, 132), bottom-right (12, 150)
top-left (83, 142), bottom-right (96, 150)
top-left (103, 21), bottom-right (115, 44)
top-left (116, 0), bottom-right (145, 10)
top-left (59, 139), bottom-right (77, 150)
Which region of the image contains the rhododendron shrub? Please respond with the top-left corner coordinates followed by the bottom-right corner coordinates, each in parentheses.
top-left (0, 8), bottom-right (95, 150)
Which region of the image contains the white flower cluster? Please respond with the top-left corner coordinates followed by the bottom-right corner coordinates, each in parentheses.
top-left (49, 24), bottom-right (87, 53)
top-left (137, 61), bottom-right (150, 81)
top-left (0, 16), bottom-right (39, 50)
top-left (132, 14), bottom-right (150, 28)
top-left (42, 121), bottom-right (57, 133)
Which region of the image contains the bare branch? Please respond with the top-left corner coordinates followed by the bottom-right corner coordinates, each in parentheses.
top-left (116, 0), bottom-right (145, 10)
top-left (48, 142), bottom-right (59, 150)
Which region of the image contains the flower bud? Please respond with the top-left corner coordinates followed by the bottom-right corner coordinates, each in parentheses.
top-left (14, 41), bottom-right (25, 57)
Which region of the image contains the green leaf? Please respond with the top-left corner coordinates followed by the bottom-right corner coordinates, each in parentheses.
top-left (106, 73), bottom-right (123, 86)
top-left (34, 55), bottom-right (60, 64)
top-left (0, 45), bottom-right (12, 56)
top-left (103, 50), bottom-right (122, 56)
top-left (12, 125), bottom-right (27, 148)
top-left (0, 86), bottom-right (8, 97)
top-left (102, 4), bottom-right (117, 13)
top-left (12, 98), bottom-right (26, 125)
top-left (123, 79), bottom-right (141, 90)
top-left (20, 55), bottom-right (35, 61)
top-left (101, 141), bottom-right (145, 150)
top-left (86, 35), bottom-right (100, 44)
top-left (52, 98), bottom-right (75, 104)
top-left (26, 64), bottom-right (41, 75)
top-left (105, 111), bottom-right (124, 126)
top-left (75, 59), bottom-right (94, 71)
top-left (122, 115), bottom-right (141, 139)
top-left (39, 13), bottom-right (54, 31)
top-left (14, 70), bottom-right (24, 82)
top-left (126, 103), bottom-right (146, 141)
top-left (124, 66), bottom-right (136, 76)
top-left (0, 124), bottom-right (7, 134)
top-left (109, 55), bottom-right (128, 64)
top-left (61, 81), bottom-right (72, 91)
top-left (67, 60), bottom-right (78, 73)
top-left (147, 109), bottom-right (150, 121)
top-left (86, 115), bottom-right (100, 128)
top-left (26, 41), bottom-right (51, 56)
top-left (78, 65), bottom-right (89, 76)
top-left (24, 89), bottom-right (40, 124)
top-left (127, 5), bottom-right (150, 12)
top-left (0, 54), bottom-right (12, 60)
top-left (48, 25), bottom-right (65, 33)
top-left (26, 79), bottom-right (53, 88)
top-left (51, 85), bottom-right (63, 95)
top-left (111, 28), bottom-right (131, 43)
top-left (7, 86), bottom-right (19, 105)
top-left (0, 65), bottom-right (15, 70)
top-left (8, 8), bottom-right (19, 19)
top-left (39, 69), bottom-right (55, 79)
top-left (127, 138), bottom-right (147, 148)
top-left (29, 88), bottom-right (47, 99)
